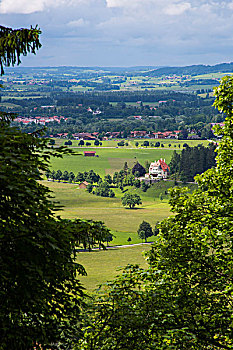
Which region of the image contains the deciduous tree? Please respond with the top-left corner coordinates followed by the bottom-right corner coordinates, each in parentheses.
top-left (121, 192), bottom-right (142, 209)
top-left (137, 220), bottom-right (153, 242)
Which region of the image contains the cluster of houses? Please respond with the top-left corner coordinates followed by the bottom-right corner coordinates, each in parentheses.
top-left (130, 130), bottom-right (182, 139)
top-left (14, 115), bottom-right (68, 125)
top-left (87, 107), bottom-right (102, 115)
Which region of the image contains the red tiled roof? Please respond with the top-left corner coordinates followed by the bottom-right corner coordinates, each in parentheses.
top-left (159, 159), bottom-right (170, 172)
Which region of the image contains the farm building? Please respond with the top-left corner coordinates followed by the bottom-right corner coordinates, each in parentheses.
top-left (84, 151), bottom-right (96, 157)
top-left (78, 181), bottom-right (89, 189)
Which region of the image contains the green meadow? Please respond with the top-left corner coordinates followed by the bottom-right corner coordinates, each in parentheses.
top-left (50, 139), bottom-right (209, 177)
top-left (50, 147), bottom-right (175, 177)
top-left (77, 245), bottom-right (151, 291)
top-left (54, 137), bottom-right (209, 150)
top-left (48, 145), bottom-right (198, 243)
top-left (46, 181), bottom-right (171, 245)
top-left (46, 142), bottom-right (198, 289)
top-left (45, 178), bottom-right (196, 246)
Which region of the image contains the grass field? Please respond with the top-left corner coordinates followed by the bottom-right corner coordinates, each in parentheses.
top-left (45, 181), bottom-right (172, 244)
top-left (45, 143), bottom-right (198, 289)
top-left (44, 179), bottom-right (197, 246)
top-left (50, 147), bottom-right (176, 177)
top-left (50, 140), bottom-right (210, 177)
top-left (47, 144), bottom-right (197, 243)
top-left (54, 138), bottom-right (209, 150)
top-left (77, 244), bottom-right (151, 291)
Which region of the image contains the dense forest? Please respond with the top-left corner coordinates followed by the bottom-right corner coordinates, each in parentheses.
top-left (169, 144), bottom-right (217, 182)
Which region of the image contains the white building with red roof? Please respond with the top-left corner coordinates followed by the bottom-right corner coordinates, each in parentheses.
top-left (148, 158), bottom-right (170, 179)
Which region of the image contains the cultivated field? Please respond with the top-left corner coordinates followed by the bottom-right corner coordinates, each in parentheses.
top-left (54, 137), bottom-right (210, 150)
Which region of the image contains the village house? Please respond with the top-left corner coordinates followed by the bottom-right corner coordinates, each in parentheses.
top-left (153, 130), bottom-right (181, 139)
top-left (139, 159), bottom-right (170, 184)
top-left (146, 159), bottom-right (170, 180)
top-left (130, 130), bottom-right (148, 138)
top-left (72, 133), bottom-right (97, 140)
top-left (105, 131), bottom-right (121, 138)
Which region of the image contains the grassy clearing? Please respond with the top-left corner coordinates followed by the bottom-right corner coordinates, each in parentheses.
top-left (45, 181), bottom-right (171, 244)
top-left (50, 147), bottom-right (175, 177)
top-left (44, 180), bottom-right (197, 243)
top-left (77, 245), bottom-right (151, 291)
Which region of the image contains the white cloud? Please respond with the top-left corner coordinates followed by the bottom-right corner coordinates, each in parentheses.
top-left (164, 2), bottom-right (191, 15)
top-left (1, 0), bottom-right (233, 66)
top-left (67, 18), bottom-right (89, 27)
top-left (228, 1), bottom-right (233, 9)
top-left (106, 0), bottom-right (139, 7)
top-left (0, 0), bottom-right (85, 14)
top-left (0, 0), bottom-right (45, 14)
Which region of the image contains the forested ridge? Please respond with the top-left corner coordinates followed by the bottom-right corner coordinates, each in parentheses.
top-left (146, 61), bottom-right (233, 77)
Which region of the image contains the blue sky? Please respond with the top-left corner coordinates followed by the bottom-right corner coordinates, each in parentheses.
top-left (1, 0), bottom-right (233, 67)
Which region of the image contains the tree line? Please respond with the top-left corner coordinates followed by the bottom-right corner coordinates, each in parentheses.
top-left (169, 143), bottom-right (217, 182)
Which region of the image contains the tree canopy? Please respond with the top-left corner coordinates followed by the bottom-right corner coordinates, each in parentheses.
top-left (132, 161), bottom-right (146, 177)
top-left (0, 25), bottom-right (41, 75)
top-left (169, 144), bottom-right (217, 182)
top-left (121, 192), bottom-right (142, 209)
top-left (137, 220), bottom-right (153, 242)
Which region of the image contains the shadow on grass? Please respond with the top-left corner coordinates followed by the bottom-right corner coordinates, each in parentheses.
top-left (76, 247), bottom-right (120, 253)
top-left (124, 207), bottom-right (145, 210)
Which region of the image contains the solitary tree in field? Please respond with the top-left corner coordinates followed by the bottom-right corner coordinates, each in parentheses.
top-left (137, 221), bottom-right (153, 242)
top-left (121, 192), bottom-right (142, 209)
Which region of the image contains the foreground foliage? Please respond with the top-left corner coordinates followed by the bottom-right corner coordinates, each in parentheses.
top-left (0, 115), bottom-right (112, 349)
top-left (0, 25), bottom-right (111, 350)
top-left (78, 76), bottom-right (233, 349)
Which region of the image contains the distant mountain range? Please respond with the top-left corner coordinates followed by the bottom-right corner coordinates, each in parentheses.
top-left (145, 62), bottom-right (233, 77)
top-left (7, 63), bottom-right (233, 77)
